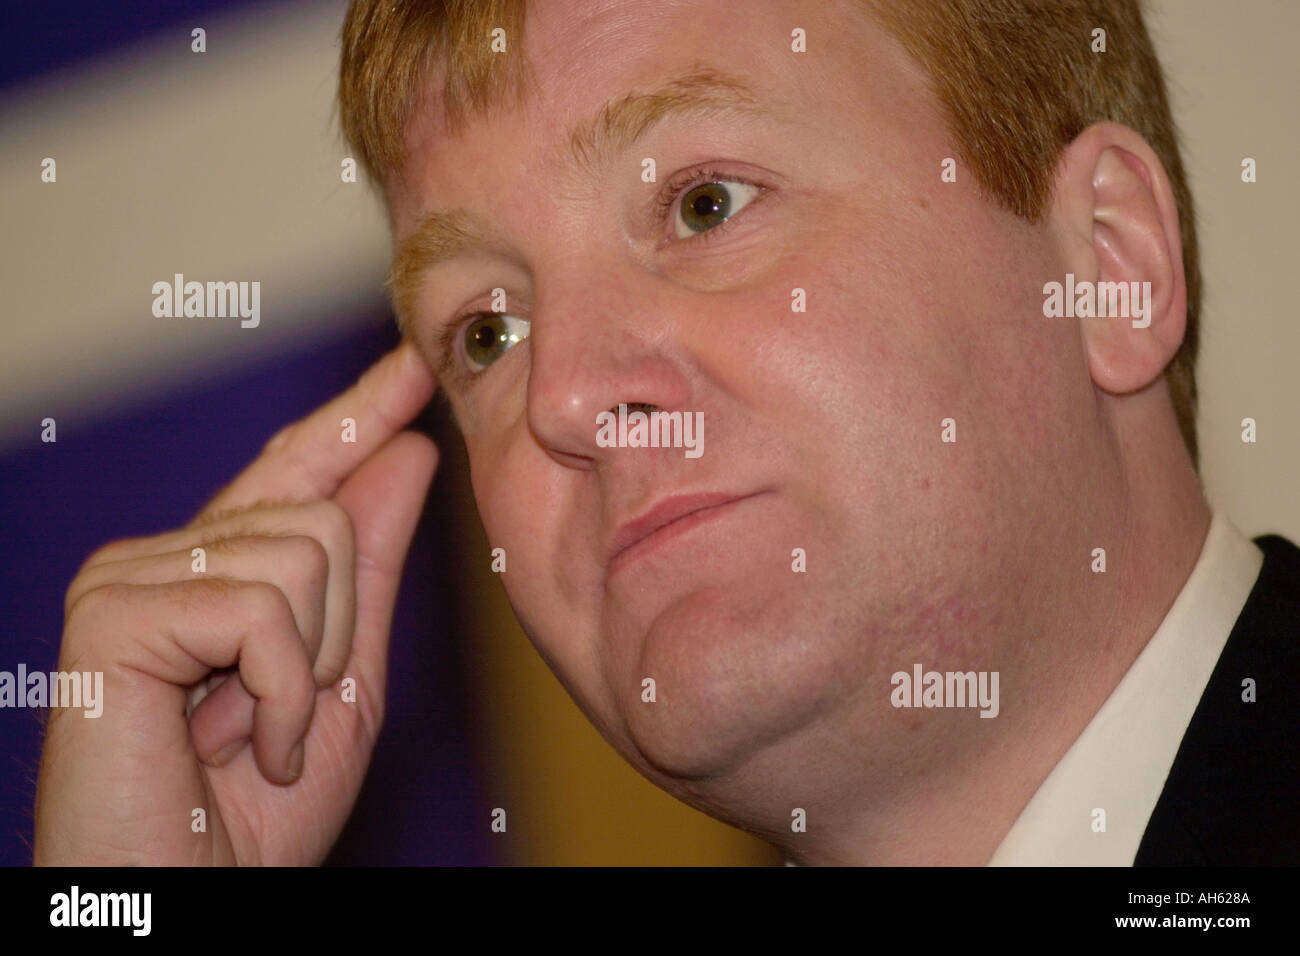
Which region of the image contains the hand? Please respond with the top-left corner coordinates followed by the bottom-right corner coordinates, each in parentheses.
top-left (33, 341), bottom-right (438, 865)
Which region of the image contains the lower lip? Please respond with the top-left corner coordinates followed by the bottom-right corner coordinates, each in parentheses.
top-left (608, 493), bottom-right (765, 573)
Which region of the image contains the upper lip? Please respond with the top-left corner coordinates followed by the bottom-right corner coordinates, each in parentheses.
top-left (606, 491), bottom-right (761, 566)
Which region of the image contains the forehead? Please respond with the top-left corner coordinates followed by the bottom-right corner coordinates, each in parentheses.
top-left (389, 0), bottom-right (884, 218)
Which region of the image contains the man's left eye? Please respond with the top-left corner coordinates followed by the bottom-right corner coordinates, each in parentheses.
top-left (674, 180), bottom-right (761, 239)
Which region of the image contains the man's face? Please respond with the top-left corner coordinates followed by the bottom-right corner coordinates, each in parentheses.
top-left (388, 0), bottom-right (1097, 794)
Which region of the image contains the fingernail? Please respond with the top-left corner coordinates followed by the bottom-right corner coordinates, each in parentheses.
top-left (286, 741), bottom-right (305, 781)
top-left (208, 739), bottom-right (246, 768)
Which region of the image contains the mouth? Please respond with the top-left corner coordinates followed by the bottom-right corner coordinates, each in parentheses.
top-left (607, 491), bottom-right (768, 573)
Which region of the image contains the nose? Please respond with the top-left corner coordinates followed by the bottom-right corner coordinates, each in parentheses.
top-left (526, 271), bottom-right (695, 470)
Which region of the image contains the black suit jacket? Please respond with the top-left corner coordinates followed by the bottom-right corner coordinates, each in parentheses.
top-left (1135, 534), bottom-right (1300, 865)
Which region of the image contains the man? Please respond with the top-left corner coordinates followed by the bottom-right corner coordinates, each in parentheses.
top-left (33, 0), bottom-right (1298, 865)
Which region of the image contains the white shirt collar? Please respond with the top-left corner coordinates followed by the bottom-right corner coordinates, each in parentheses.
top-left (987, 510), bottom-right (1263, 865)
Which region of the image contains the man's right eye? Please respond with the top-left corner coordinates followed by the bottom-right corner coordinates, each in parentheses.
top-left (462, 312), bottom-right (530, 373)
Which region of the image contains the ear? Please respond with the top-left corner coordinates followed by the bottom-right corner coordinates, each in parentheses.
top-left (1046, 121), bottom-right (1187, 394)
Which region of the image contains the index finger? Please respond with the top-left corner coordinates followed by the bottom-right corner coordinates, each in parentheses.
top-left (191, 339), bottom-right (437, 525)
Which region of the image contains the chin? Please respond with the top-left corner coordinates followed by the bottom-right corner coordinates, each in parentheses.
top-left (615, 583), bottom-right (843, 782)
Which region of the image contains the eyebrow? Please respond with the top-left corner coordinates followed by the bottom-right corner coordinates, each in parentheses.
top-left (388, 66), bottom-right (766, 339)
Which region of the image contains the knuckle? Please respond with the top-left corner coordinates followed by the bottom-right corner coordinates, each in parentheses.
top-left (76, 537), bottom-right (133, 575)
top-left (62, 584), bottom-right (147, 665)
top-left (63, 575), bottom-right (90, 621)
top-left (64, 580), bottom-right (128, 629)
top-left (281, 535), bottom-right (330, 593)
top-left (305, 498), bottom-right (356, 557)
top-left (262, 423), bottom-right (296, 456)
top-left (236, 579), bottom-right (296, 629)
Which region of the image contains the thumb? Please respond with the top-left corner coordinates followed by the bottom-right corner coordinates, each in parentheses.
top-left (332, 429), bottom-right (439, 698)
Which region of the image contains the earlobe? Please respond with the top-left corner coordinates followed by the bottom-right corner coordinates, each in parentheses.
top-left (1047, 122), bottom-right (1187, 396)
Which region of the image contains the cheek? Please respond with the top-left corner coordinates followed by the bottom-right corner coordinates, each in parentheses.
top-left (466, 436), bottom-right (622, 731)
top-left (722, 215), bottom-right (941, 469)
top-left (794, 188), bottom-right (1049, 428)
top-left (740, 198), bottom-right (1037, 538)
top-left (467, 436), bottom-right (598, 617)
top-left (468, 439), bottom-right (547, 573)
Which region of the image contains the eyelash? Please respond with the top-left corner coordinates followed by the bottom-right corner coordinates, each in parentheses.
top-left (654, 165), bottom-right (766, 247)
top-left (438, 166), bottom-right (766, 389)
